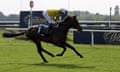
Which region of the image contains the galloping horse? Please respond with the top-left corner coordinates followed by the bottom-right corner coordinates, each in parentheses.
top-left (3, 16), bottom-right (83, 63)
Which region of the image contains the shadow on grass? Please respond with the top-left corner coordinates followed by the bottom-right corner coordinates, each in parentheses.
top-left (0, 62), bottom-right (95, 72)
top-left (30, 63), bottom-right (95, 69)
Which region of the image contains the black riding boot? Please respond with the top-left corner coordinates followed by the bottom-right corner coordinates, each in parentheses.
top-left (48, 23), bottom-right (54, 33)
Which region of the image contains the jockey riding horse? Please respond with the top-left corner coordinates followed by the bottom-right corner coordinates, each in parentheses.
top-left (37, 8), bottom-right (68, 36)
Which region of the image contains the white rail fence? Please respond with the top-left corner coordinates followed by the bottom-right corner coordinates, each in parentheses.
top-left (0, 20), bottom-right (120, 30)
top-left (83, 29), bottom-right (120, 48)
top-left (0, 20), bottom-right (120, 47)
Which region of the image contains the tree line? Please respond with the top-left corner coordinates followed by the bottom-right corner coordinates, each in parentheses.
top-left (69, 11), bottom-right (120, 21)
top-left (0, 11), bottom-right (120, 21)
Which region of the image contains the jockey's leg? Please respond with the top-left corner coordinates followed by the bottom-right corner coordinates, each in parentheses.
top-left (37, 23), bottom-right (54, 35)
top-left (48, 23), bottom-right (55, 32)
top-left (38, 26), bottom-right (42, 34)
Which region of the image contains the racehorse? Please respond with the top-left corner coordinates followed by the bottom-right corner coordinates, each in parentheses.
top-left (3, 16), bottom-right (83, 63)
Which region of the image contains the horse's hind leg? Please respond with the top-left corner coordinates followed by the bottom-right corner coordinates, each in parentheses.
top-left (42, 48), bottom-right (54, 57)
top-left (35, 41), bottom-right (54, 63)
top-left (35, 42), bottom-right (48, 63)
top-left (65, 43), bottom-right (83, 58)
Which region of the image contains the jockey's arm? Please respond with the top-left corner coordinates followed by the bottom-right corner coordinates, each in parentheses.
top-left (42, 11), bottom-right (56, 24)
top-left (55, 15), bottom-right (67, 24)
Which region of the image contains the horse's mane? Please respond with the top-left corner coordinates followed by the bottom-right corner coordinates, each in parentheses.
top-left (60, 16), bottom-right (71, 23)
top-left (56, 16), bottom-right (72, 27)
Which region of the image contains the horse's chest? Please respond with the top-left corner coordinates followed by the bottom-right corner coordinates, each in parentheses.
top-left (53, 35), bottom-right (66, 42)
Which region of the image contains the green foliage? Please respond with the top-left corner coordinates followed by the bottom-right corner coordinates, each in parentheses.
top-left (1, 11), bottom-right (120, 21)
top-left (69, 11), bottom-right (120, 21)
top-left (0, 31), bottom-right (120, 72)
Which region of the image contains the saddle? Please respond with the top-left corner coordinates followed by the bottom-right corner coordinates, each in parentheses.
top-left (38, 23), bottom-right (54, 36)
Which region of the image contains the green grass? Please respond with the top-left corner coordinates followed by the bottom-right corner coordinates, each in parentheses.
top-left (0, 31), bottom-right (120, 72)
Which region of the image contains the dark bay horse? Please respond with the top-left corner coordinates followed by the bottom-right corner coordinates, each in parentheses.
top-left (3, 16), bottom-right (83, 63)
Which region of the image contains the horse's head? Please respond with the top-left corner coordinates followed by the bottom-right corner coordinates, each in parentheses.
top-left (62, 16), bottom-right (82, 31)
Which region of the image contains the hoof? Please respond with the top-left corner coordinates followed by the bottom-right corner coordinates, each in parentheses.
top-left (56, 54), bottom-right (63, 56)
top-left (44, 61), bottom-right (48, 63)
top-left (42, 60), bottom-right (48, 63)
top-left (80, 55), bottom-right (83, 58)
top-left (41, 61), bottom-right (48, 64)
top-left (51, 55), bottom-right (55, 57)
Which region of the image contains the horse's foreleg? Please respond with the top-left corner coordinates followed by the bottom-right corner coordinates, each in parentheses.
top-left (54, 43), bottom-right (67, 56)
top-left (56, 47), bottom-right (66, 56)
top-left (65, 43), bottom-right (83, 58)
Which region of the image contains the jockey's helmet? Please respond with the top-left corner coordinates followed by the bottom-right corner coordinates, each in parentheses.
top-left (59, 8), bottom-right (67, 15)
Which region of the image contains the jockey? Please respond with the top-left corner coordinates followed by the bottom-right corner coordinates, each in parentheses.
top-left (38, 8), bottom-right (68, 35)
top-left (43, 8), bottom-right (68, 25)
top-left (57, 8), bottom-right (68, 22)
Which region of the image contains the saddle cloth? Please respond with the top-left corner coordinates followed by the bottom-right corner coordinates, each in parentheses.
top-left (38, 24), bottom-right (50, 35)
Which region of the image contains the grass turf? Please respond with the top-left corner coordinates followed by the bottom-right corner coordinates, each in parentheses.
top-left (0, 31), bottom-right (120, 72)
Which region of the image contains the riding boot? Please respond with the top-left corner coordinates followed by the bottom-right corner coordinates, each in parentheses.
top-left (38, 26), bottom-right (42, 34)
top-left (48, 23), bottom-right (54, 33)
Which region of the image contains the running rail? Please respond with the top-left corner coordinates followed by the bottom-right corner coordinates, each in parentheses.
top-left (83, 29), bottom-right (120, 48)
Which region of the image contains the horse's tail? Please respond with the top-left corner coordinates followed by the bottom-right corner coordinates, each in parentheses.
top-left (3, 31), bottom-right (25, 38)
